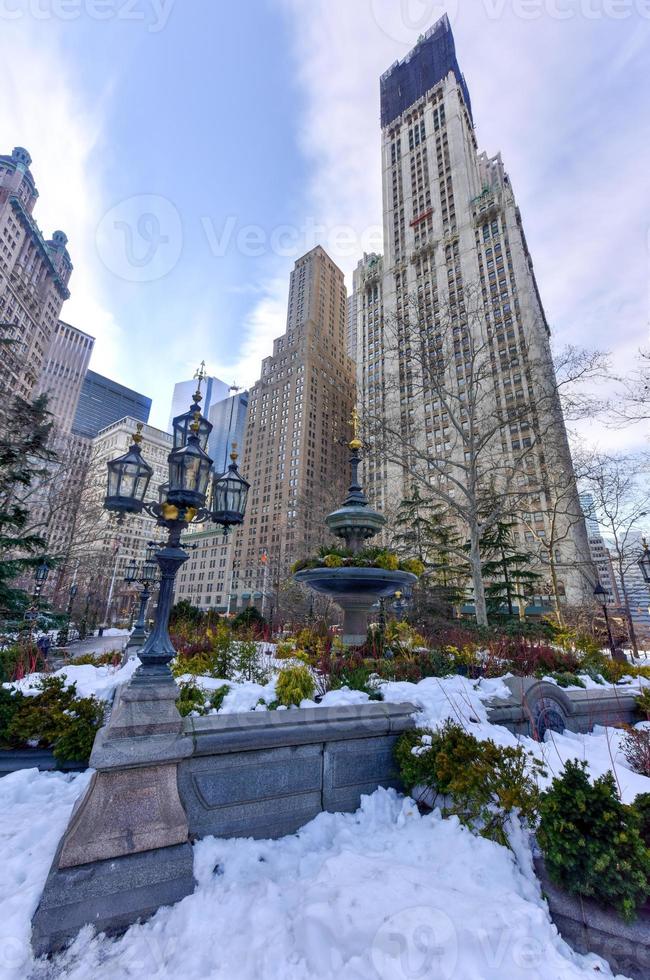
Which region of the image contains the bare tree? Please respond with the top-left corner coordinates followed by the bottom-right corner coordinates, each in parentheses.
top-left (365, 283), bottom-right (602, 626)
top-left (581, 451), bottom-right (650, 657)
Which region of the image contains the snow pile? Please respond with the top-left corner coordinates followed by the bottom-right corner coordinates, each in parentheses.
top-left (3, 777), bottom-right (613, 980)
top-left (0, 768), bottom-right (92, 980)
top-left (5, 656), bottom-right (140, 702)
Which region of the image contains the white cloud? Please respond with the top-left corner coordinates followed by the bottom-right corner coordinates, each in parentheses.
top-left (278, 0), bottom-right (650, 451)
top-left (209, 276), bottom-right (289, 390)
top-left (0, 20), bottom-right (123, 378)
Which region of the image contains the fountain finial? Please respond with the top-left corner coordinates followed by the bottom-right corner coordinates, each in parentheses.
top-left (348, 407), bottom-right (363, 451)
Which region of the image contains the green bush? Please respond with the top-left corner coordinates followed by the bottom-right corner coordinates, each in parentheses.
top-left (210, 684), bottom-right (230, 712)
top-left (0, 685), bottom-right (24, 741)
top-left (545, 671), bottom-right (586, 689)
top-left (235, 639), bottom-right (270, 684)
top-left (176, 681), bottom-right (209, 717)
top-left (635, 688), bottom-right (650, 720)
top-left (231, 607), bottom-right (267, 633)
top-left (537, 760), bottom-right (650, 921)
top-left (330, 665), bottom-right (383, 700)
top-left (633, 792), bottom-right (650, 848)
top-left (395, 721), bottom-right (545, 847)
top-left (275, 665), bottom-right (315, 707)
top-left (3, 676), bottom-right (104, 764)
top-left (71, 651), bottom-right (121, 667)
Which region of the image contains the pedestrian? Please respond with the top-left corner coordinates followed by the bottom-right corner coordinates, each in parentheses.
top-left (36, 634), bottom-right (51, 661)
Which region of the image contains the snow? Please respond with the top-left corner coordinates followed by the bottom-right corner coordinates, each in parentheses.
top-left (3, 660), bottom-right (648, 977)
top-left (4, 779), bottom-right (615, 979)
top-left (0, 768), bottom-right (92, 980)
top-left (4, 656), bottom-right (140, 702)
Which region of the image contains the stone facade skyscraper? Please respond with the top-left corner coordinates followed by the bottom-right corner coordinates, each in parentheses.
top-left (353, 16), bottom-right (592, 606)
top-left (0, 147), bottom-right (72, 398)
top-left (233, 246), bottom-right (355, 608)
top-left (35, 320), bottom-right (94, 435)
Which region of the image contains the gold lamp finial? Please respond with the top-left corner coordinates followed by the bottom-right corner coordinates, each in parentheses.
top-left (193, 360), bottom-right (207, 403)
top-left (230, 441), bottom-right (239, 463)
top-left (132, 422), bottom-right (144, 445)
top-left (348, 407), bottom-right (362, 451)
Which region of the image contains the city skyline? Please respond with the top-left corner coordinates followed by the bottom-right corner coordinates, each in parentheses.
top-left (0, 2), bottom-right (647, 442)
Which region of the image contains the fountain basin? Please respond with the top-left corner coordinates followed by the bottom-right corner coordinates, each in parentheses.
top-left (294, 567), bottom-right (417, 646)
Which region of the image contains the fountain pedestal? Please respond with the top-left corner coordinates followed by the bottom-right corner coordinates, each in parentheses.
top-left (295, 567), bottom-right (417, 645)
top-left (294, 420), bottom-right (417, 647)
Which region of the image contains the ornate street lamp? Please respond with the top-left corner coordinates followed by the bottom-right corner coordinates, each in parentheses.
top-left (124, 546), bottom-right (159, 649)
top-left (171, 361), bottom-right (211, 452)
top-left (638, 538), bottom-right (650, 585)
top-left (105, 424), bottom-right (154, 516)
top-left (212, 444), bottom-right (250, 528)
top-left (34, 560), bottom-right (50, 586)
top-left (594, 581), bottom-right (616, 657)
top-left (57, 582), bottom-right (78, 648)
top-left (104, 373), bottom-right (250, 684)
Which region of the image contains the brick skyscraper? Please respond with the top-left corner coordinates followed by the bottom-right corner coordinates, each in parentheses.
top-left (233, 246), bottom-right (355, 607)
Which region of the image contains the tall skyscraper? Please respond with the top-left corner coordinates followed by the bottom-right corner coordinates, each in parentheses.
top-left (354, 16), bottom-right (592, 606)
top-left (232, 246), bottom-right (355, 608)
top-left (72, 369), bottom-right (151, 438)
top-left (0, 147), bottom-right (73, 398)
top-left (207, 388), bottom-right (249, 475)
top-left (168, 375), bottom-right (230, 432)
top-left (35, 320), bottom-right (94, 434)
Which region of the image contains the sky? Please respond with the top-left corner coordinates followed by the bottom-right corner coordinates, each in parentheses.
top-left (2, 0), bottom-right (649, 442)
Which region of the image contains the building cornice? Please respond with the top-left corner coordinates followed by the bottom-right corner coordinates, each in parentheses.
top-left (9, 195), bottom-right (71, 300)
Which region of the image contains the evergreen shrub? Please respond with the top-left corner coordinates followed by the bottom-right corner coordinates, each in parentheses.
top-left (395, 721), bottom-right (545, 847)
top-left (537, 760), bottom-right (650, 920)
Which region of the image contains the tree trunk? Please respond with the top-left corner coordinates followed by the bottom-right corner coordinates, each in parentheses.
top-left (619, 579), bottom-right (639, 661)
top-left (469, 524), bottom-right (488, 627)
top-left (549, 555), bottom-right (564, 627)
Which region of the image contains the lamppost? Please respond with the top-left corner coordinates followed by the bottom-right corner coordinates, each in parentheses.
top-left (593, 581), bottom-right (616, 657)
top-left (56, 582), bottom-right (78, 647)
top-left (103, 378), bottom-right (250, 688)
top-left (124, 546), bottom-right (159, 649)
top-left (79, 591), bottom-right (95, 641)
top-left (23, 559), bottom-right (50, 635)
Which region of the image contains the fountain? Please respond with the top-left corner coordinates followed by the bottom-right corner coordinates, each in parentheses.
top-left (294, 410), bottom-right (417, 646)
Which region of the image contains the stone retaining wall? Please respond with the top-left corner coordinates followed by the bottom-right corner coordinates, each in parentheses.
top-left (179, 702), bottom-right (416, 840)
top-left (535, 858), bottom-right (650, 979)
top-left (487, 677), bottom-right (640, 739)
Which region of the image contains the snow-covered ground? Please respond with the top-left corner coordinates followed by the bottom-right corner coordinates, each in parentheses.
top-left (2, 659), bottom-right (649, 978)
top-left (1, 774), bottom-right (624, 980)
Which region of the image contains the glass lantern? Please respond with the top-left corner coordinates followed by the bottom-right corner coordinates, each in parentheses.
top-left (34, 560), bottom-right (50, 584)
top-left (124, 558), bottom-right (139, 584)
top-left (212, 454), bottom-right (250, 527)
top-left (158, 482), bottom-right (170, 507)
top-left (167, 433), bottom-right (213, 509)
top-left (105, 434), bottom-right (153, 515)
top-left (638, 540), bottom-right (650, 585)
top-left (172, 400), bottom-right (212, 452)
top-left (141, 547), bottom-right (158, 584)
